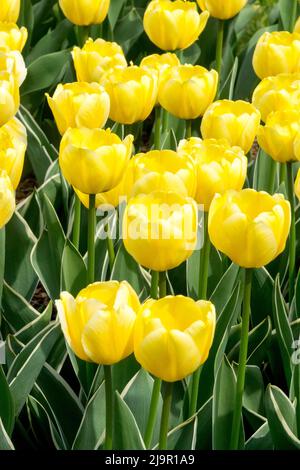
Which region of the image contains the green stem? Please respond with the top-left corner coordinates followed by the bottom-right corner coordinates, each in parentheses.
top-left (230, 268), bottom-right (253, 450)
top-left (104, 365), bottom-right (113, 450)
top-left (162, 108), bottom-right (169, 134)
top-left (268, 160), bottom-right (277, 194)
top-left (290, 0), bottom-right (298, 32)
top-left (72, 194), bottom-right (81, 250)
top-left (287, 162), bottom-right (296, 304)
top-left (185, 120), bottom-right (192, 139)
top-left (280, 163), bottom-right (287, 186)
top-left (144, 377), bottom-right (162, 448)
top-left (88, 194), bottom-right (96, 284)
top-left (154, 106), bottom-right (162, 150)
top-left (159, 271), bottom-right (167, 298)
top-left (158, 382), bottom-right (173, 450)
top-left (105, 222), bottom-right (115, 273)
top-left (216, 20), bottom-right (224, 91)
top-left (150, 270), bottom-right (159, 299)
top-left (76, 25), bottom-right (90, 47)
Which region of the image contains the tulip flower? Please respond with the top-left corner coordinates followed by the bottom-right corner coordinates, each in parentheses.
top-left (134, 296), bottom-right (216, 382)
top-left (0, 0), bottom-right (20, 23)
top-left (101, 66), bottom-right (158, 125)
top-left (0, 170), bottom-right (15, 229)
top-left (178, 138), bottom-right (247, 211)
top-left (0, 118), bottom-right (27, 190)
top-left (143, 0), bottom-right (209, 51)
top-left (140, 53), bottom-right (180, 81)
top-left (252, 74), bottom-right (300, 123)
top-left (257, 110), bottom-right (300, 163)
top-left (59, 0), bottom-right (110, 26)
top-left (123, 191), bottom-right (198, 272)
top-left (0, 71), bottom-right (20, 127)
top-left (0, 23), bottom-right (28, 52)
top-left (59, 128), bottom-right (133, 195)
top-left (295, 168), bottom-right (300, 200)
top-left (253, 31), bottom-right (300, 79)
top-left (197, 0), bottom-right (247, 19)
top-left (46, 82), bottom-right (110, 135)
top-left (0, 49), bottom-right (26, 87)
top-left (158, 65), bottom-right (218, 120)
top-left (201, 100), bottom-right (261, 154)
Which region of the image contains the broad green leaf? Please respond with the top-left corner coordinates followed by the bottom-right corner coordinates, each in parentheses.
top-left (253, 149), bottom-right (278, 192)
top-left (111, 242), bottom-right (146, 296)
top-left (15, 302), bottom-right (53, 344)
top-left (108, 0), bottom-right (126, 29)
top-left (245, 422), bottom-right (273, 450)
top-left (113, 392), bottom-right (145, 450)
top-left (60, 241), bottom-right (87, 296)
top-left (17, 191), bottom-right (43, 239)
top-left (279, 0), bottom-right (294, 31)
top-left (210, 263), bottom-right (240, 315)
top-left (0, 418), bottom-right (14, 450)
top-left (0, 367), bottom-right (14, 436)
top-left (0, 228), bottom-right (5, 308)
top-left (2, 282), bottom-right (38, 332)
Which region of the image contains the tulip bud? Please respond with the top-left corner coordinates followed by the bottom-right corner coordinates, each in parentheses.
top-left (56, 281), bottom-right (140, 364)
top-left (143, 0), bottom-right (209, 51)
top-left (134, 296), bottom-right (216, 382)
top-left (0, 49), bottom-right (26, 87)
top-left (295, 168), bottom-right (300, 201)
top-left (59, 128), bottom-right (133, 195)
top-left (208, 189), bottom-right (291, 268)
top-left (0, 118), bottom-right (27, 190)
top-left (59, 0), bottom-right (110, 26)
top-left (201, 100), bottom-right (261, 154)
top-left (0, 23), bottom-right (28, 52)
top-left (0, 170), bottom-right (15, 229)
top-left (197, 0), bottom-right (247, 20)
top-left (0, 0), bottom-right (20, 23)
top-left (0, 71), bottom-right (19, 127)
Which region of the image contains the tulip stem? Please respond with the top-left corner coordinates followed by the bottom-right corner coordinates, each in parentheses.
top-left (72, 194), bottom-right (81, 250)
top-left (185, 120), bottom-right (192, 139)
top-left (104, 365), bottom-right (113, 450)
top-left (268, 160), bottom-right (277, 194)
top-left (216, 20), bottom-right (224, 91)
top-left (162, 109), bottom-right (169, 134)
top-left (144, 377), bottom-right (162, 448)
top-left (230, 268), bottom-right (253, 450)
top-left (105, 222), bottom-right (115, 273)
top-left (88, 194), bottom-right (96, 284)
top-left (150, 270), bottom-right (159, 299)
top-left (76, 25), bottom-right (90, 47)
top-left (280, 163), bottom-right (287, 186)
top-left (287, 162), bottom-right (296, 304)
top-left (154, 107), bottom-right (162, 149)
top-left (159, 382), bottom-right (173, 450)
top-left (159, 271), bottom-right (167, 298)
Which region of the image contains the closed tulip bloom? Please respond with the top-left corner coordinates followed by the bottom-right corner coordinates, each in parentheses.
top-left (295, 169), bottom-right (300, 201)
top-left (208, 189), bottom-right (291, 268)
top-left (197, 0), bottom-right (246, 20)
top-left (252, 74), bottom-right (300, 123)
top-left (0, 24), bottom-right (28, 52)
top-left (59, 0), bottom-right (110, 26)
top-left (257, 110), bottom-right (300, 163)
top-left (56, 281), bottom-right (140, 364)
top-left (0, 0), bottom-right (20, 23)
top-left (140, 53), bottom-right (180, 103)
top-left (134, 296), bottom-right (216, 382)
top-left (0, 170), bottom-right (15, 229)
top-left (253, 31), bottom-right (300, 80)
top-left (144, 0), bottom-right (209, 51)
top-left (59, 128), bottom-right (133, 194)
top-left (0, 118), bottom-right (27, 190)
top-left (178, 138), bottom-right (247, 211)
top-left (158, 65), bottom-right (218, 119)
top-left (0, 71), bottom-right (19, 127)
top-left (123, 191), bottom-right (198, 271)
top-left (72, 38), bottom-right (127, 83)
top-left (101, 66), bottom-right (158, 124)
top-left (46, 82), bottom-right (110, 135)
top-left (201, 100), bottom-right (261, 154)
top-left (0, 49), bottom-right (27, 86)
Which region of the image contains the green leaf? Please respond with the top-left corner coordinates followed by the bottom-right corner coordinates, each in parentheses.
top-left (0, 367), bottom-right (14, 436)
top-left (279, 0), bottom-right (293, 31)
top-left (108, 0), bottom-right (126, 29)
top-left (114, 8), bottom-right (144, 54)
top-left (0, 228), bottom-right (5, 308)
top-left (2, 282), bottom-right (38, 332)
top-left (15, 302), bottom-right (53, 344)
top-left (60, 241), bottom-right (87, 296)
top-left (113, 392), bottom-right (145, 450)
top-left (111, 242), bottom-right (146, 296)
top-left (253, 149), bottom-right (278, 192)
top-left (210, 263), bottom-right (240, 315)
top-left (245, 422), bottom-right (273, 450)
top-left (0, 418), bottom-right (14, 450)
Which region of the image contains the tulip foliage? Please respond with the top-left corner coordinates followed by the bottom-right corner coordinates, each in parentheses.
top-left (0, 0), bottom-right (300, 453)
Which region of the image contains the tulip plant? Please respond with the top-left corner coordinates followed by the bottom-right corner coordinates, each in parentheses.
top-left (0, 0), bottom-right (300, 454)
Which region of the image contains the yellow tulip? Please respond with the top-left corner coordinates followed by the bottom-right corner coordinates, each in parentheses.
top-left (123, 191), bottom-right (198, 271)
top-left (0, 49), bottom-right (27, 86)
top-left (72, 38), bottom-right (127, 83)
top-left (0, 71), bottom-right (19, 127)
top-left (101, 66), bottom-right (158, 125)
top-left (294, 17), bottom-right (300, 33)
top-left (0, 23), bottom-right (28, 52)
top-left (129, 149), bottom-right (197, 198)
top-left (178, 137), bottom-right (247, 211)
top-left (252, 74), bottom-right (300, 123)
top-left (0, 0), bottom-right (20, 23)
top-left (253, 31), bottom-right (300, 80)
top-left (257, 110), bottom-right (300, 163)
top-left (295, 168), bottom-right (300, 201)
top-left (0, 118), bottom-right (27, 190)
top-left (59, 0), bottom-right (110, 26)
top-left (158, 64), bottom-right (218, 119)
top-left (46, 82), bottom-right (110, 135)
top-left (197, 0), bottom-right (247, 20)
top-left (56, 281), bottom-right (140, 364)
top-left (0, 170), bottom-right (15, 229)
top-left (208, 189), bottom-right (291, 268)
top-left (134, 296), bottom-right (216, 382)
top-left (59, 128), bottom-right (133, 195)
top-left (201, 100), bottom-right (261, 154)
top-left (143, 0), bottom-right (209, 51)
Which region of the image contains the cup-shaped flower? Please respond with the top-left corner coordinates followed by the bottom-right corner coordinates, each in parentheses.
top-left (158, 65), bottom-right (218, 119)
top-left (59, 128), bottom-right (133, 194)
top-left (0, 71), bottom-right (19, 127)
top-left (0, 118), bottom-right (27, 190)
top-left (0, 24), bottom-right (28, 52)
top-left (0, 49), bottom-right (27, 86)
top-left (295, 169), bottom-right (300, 201)
top-left (197, 0), bottom-right (247, 19)
top-left (46, 82), bottom-right (110, 135)
top-left (101, 66), bottom-right (158, 125)
top-left (134, 296), bottom-right (216, 382)
top-left (123, 191), bottom-right (198, 271)
top-left (178, 138), bottom-right (247, 211)
top-left (72, 38), bottom-right (127, 83)
top-left (143, 0), bottom-right (209, 51)
top-left (257, 110), bottom-right (300, 163)
top-left (0, 170), bottom-right (15, 229)
top-left (208, 189), bottom-right (291, 268)
top-left (56, 281), bottom-right (140, 364)
top-left (252, 74), bottom-right (300, 123)
top-left (253, 31), bottom-right (300, 80)
top-left (0, 0), bottom-right (20, 23)
top-left (201, 100), bottom-right (261, 154)
top-left (59, 0), bottom-right (110, 26)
